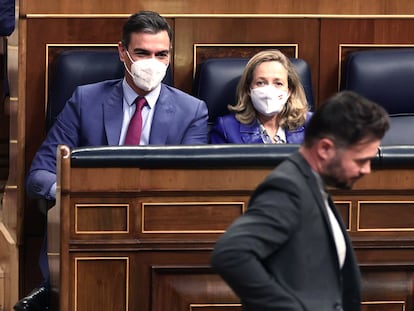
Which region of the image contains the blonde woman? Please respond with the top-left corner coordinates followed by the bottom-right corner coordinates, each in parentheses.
top-left (210, 50), bottom-right (312, 144)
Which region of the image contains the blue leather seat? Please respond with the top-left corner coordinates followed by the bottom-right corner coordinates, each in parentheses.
top-left (341, 48), bottom-right (414, 145)
top-left (341, 48), bottom-right (414, 114)
top-left (47, 49), bottom-right (173, 131)
top-left (193, 57), bottom-right (314, 125)
top-left (380, 113), bottom-right (414, 145)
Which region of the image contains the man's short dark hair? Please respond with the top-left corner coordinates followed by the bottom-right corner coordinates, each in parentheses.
top-left (304, 90), bottom-right (390, 148)
top-left (121, 11), bottom-right (173, 48)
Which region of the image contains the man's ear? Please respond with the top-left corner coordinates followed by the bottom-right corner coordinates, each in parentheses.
top-left (117, 42), bottom-right (126, 63)
top-left (316, 137), bottom-right (335, 161)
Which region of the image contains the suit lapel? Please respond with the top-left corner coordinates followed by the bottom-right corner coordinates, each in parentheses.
top-left (240, 121), bottom-right (263, 143)
top-left (103, 81), bottom-right (124, 145)
top-left (326, 194), bottom-right (359, 279)
top-left (327, 195), bottom-right (353, 258)
top-left (149, 85), bottom-right (175, 144)
top-left (285, 126), bottom-right (305, 144)
top-left (290, 153), bottom-right (329, 221)
top-left (290, 153), bottom-right (343, 270)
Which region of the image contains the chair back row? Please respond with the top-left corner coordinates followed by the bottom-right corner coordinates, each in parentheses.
top-left (48, 48), bottom-right (414, 145)
top-left (47, 50), bottom-right (314, 131)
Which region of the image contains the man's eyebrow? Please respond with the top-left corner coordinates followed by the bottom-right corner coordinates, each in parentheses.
top-left (355, 155), bottom-right (377, 162)
top-left (131, 48), bottom-right (169, 54)
top-left (132, 48), bottom-right (150, 54)
top-left (155, 49), bottom-right (170, 55)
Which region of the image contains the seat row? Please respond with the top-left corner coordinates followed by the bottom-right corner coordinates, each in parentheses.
top-left (48, 48), bottom-right (414, 145)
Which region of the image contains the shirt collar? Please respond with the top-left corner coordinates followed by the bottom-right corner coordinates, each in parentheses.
top-left (275, 126), bottom-right (286, 143)
top-left (258, 121), bottom-right (287, 144)
top-left (122, 78), bottom-right (161, 109)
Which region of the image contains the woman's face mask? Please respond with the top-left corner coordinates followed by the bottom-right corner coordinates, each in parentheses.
top-left (250, 85), bottom-right (289, 116)
top-left (124, 50), bottom-right (168, 91)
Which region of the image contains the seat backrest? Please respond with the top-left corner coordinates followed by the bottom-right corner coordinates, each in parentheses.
top-left (193, 57), bottom-right (314, 124)
top-left (47, 49), bottom-right (173, 131)
top-left (341, 48), bottom-right (414, 115)
top-left (341, 48), bottom-right (414, 145)
top-left (380, 114), bottom-right (414, 145)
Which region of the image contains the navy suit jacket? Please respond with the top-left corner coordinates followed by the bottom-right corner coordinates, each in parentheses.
top-left (27, 79), bottom-right (208, 199)
top-left (210, 112), bottom-right (313, 144)
top-left (211, 152), bottom-right (361, 311)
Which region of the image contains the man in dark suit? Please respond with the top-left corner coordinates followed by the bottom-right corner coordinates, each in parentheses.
top-left (211, 90), bottom-right (390, 311)
top-left (16, 11), bottom-right (208, 311)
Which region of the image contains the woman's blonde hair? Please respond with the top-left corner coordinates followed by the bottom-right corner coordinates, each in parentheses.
top-left (229, 50), bottom-right (309, 130)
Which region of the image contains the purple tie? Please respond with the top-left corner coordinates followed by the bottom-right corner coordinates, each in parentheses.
top-left (124, 97), bottom-right (147, 145)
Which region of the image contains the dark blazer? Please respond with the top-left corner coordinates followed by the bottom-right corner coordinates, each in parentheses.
top-left (26, 79), bottom-right (208, 199)
top-left (209, 112), bottom-right (313, 144)
top-left (211, 152), bottom-right (361, 311)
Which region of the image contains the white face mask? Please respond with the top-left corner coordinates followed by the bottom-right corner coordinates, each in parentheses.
top-left (124, 51), bottom-right (168, 91)
top-left (250, 85), bottom-right (289, 116)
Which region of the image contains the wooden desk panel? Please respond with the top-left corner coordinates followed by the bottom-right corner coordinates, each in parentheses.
top-left (50, 146), bottom-right (414, 311)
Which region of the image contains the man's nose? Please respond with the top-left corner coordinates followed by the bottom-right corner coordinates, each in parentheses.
top-left (361, 161), bottom-right (371, 175)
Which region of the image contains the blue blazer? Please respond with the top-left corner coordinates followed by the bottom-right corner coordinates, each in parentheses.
top-left (27, 79), bottom-right (208, 199)
top-left (210, 112), bottom-right (313, 144)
